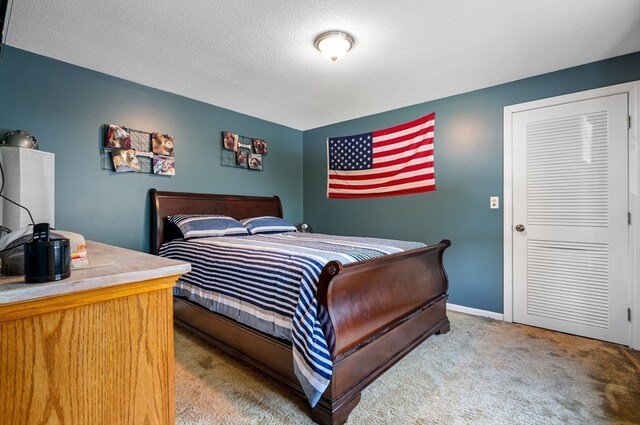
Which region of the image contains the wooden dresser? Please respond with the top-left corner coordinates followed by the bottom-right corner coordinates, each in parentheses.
top-left (0, 241), bottom-right (190, 425)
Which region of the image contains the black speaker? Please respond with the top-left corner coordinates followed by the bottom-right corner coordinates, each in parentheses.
top-left (23, 238), bottom-right (71, 283)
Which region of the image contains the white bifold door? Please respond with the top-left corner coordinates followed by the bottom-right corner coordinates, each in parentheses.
top-left (512, 93), bottom-right (629, 345)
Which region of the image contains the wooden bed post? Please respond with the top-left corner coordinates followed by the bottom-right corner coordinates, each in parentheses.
top-left (311, 394), bottom-right (362, 425)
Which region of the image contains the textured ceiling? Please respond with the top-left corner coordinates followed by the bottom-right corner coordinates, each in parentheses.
top-left (4, 0), bottom-right (640, 130)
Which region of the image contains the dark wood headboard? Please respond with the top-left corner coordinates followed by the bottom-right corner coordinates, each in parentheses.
top-left (149, 189), bottom-right (283, 254)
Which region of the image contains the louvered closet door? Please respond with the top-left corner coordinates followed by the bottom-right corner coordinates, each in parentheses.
top-left (513, 93), bottom-right (629, 345)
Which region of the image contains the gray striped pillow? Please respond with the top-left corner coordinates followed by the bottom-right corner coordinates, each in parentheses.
top-left (168, 214), bottom-right (249, 239)
top-left (240, 216), bottom-right (297, 235)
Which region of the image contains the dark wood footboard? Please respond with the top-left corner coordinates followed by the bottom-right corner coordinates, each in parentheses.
top-left (313, 240), bottom-right (451, 424)
top-left (150, 189), bottom-right (451, 425)
top-left (317, 240), bottom-right (450, 358)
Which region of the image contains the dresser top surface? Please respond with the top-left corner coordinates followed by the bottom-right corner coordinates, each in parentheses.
top-left (0, 240), bottom-right (190, 304)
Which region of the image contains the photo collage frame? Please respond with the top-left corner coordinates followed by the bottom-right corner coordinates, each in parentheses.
top-left (102, 124), bottom-right (176, 176)
top-left (221, 131), bottom-right (267, 171)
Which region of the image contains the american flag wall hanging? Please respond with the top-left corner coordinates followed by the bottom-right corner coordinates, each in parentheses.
top-left (327, 112), bottom-right (436, 198)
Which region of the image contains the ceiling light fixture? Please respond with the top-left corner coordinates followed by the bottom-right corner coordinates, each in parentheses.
top-left (314, 31), bottom-right (354, 62)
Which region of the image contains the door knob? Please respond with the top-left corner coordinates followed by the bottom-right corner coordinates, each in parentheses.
top-left (515, 224), bottom-right (525, 232)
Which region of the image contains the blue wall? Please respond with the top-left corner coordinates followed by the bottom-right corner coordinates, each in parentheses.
top-left (1, 45), bottom-right (639, 314)
top-left (0, 47), bottom-right (303, 252)
top-left (302, 51), bottom-right (640, 314)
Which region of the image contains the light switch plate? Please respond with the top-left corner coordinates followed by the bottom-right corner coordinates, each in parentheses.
top-left (490, 196), bottom-right (499, 209)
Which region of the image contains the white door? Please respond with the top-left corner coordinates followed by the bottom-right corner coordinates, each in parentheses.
top-left (512, 93), bottom-right (629, 345)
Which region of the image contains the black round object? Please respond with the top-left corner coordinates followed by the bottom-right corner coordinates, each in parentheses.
top-left (1, 130), bottom-right (39, 150)
top-left (23, 238), bottom-right (71, 283)
top-left (296, 223), bottom-right (313, 233)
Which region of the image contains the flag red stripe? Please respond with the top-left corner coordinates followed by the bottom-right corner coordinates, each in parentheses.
top-left (328, 184), bottom-right (436, 199)
top-left (373, 139), bottom-right (432, 159)
top-left (329, 161), bottom-right (434, 181)
top-left (372, 125), bottom-right (434, 149)
top-left (329, 173), bottom-right (435, 191)
top-left (372, 112), bottom-right (435, 138)
top-left (373, 149), bottom-right (434, 168)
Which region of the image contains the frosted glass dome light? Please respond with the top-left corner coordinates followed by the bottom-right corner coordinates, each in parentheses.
top-left (314, 31), bottom-right (354, 62)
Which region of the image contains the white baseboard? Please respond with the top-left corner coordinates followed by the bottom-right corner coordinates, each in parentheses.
top-left (447, 303), bottom-right (504, 321)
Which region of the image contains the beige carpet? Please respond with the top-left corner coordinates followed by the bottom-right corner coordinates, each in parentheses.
top-left (174, 311), bottom-right (640, 424)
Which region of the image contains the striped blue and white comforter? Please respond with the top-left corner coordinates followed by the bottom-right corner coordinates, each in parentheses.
top-left (159, 232), bottom-right (425, 406)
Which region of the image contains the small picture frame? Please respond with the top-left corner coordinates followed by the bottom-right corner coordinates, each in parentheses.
top-left (106, 125), bottom-right (131, 150)
top-left (112, 148), bottom-right (141, 172)
top-left (223, 131), bottom-right (238, 152)
top-left (152, 133), bottom-right (175, 157)
top-left (253, 138), bottom-right (267, 155)
top-left (236, 149), bottom-right (249, 168)
top-left (248, 153), bottom-right (263, 171)
top-left (153, 155), bottom-right (176, 175)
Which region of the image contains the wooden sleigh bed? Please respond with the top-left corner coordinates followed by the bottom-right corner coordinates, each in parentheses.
top-left (150, 189), bottom-right (451, 425)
